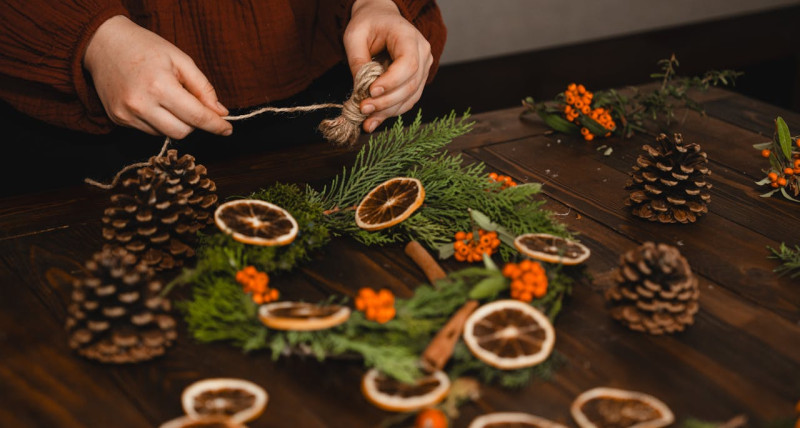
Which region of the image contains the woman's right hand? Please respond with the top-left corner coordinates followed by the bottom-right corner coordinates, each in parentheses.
top-left (83, 15), bottom-right (232, 139)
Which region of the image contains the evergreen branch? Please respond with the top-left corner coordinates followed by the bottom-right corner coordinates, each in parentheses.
top-left (768, 242), bottom-right (800, 279)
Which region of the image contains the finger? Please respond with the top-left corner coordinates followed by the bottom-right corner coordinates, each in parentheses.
top-left (128, 118), bottom-right (161, 136)
top-left (360, 74), bottom-right (420, 114)
top-left (343, 26), bottom-right (376, 78)
top-left (368, 39), bottom-right (419, 98)
top-left (160, 85), bottom-right (233, 136)
top-left (174, 56), bottom-right (229, 116)
top-left (144, 106), bottom-right (195, 140)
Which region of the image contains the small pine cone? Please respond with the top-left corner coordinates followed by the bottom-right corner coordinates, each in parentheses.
top-left (625, 133), bottom-right (712, 224)
top-left (604, 242), bottom-right (699, 335)
top-left (102, 150), bottom-right (218, 270)
top-left (65, 246), bottom-right (177, 363)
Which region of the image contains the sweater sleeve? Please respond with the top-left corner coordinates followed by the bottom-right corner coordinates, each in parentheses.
top-left (0, 0), bottom-right (130, 133)
top-left (336, 0), bottom-right (447, 83)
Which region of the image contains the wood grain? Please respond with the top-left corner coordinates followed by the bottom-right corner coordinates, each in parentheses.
top-left (0, 88), bottom-right (798, 428)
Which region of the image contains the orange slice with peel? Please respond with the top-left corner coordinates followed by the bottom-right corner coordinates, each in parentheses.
top-left (514, 233), bottom-right (590, 265)
top-left (570, 387), bottom-right (674, 428)
top-left (355, 177), bottom-right (424, 231)
top-left (469, 412), bottom-right (568, 428)
top-left (159, 415), bottom-right (246, 428)
top-left (214, 199), bottom-right (298, 246)
top-left (462, 299), bottom-right (555, 370)
top-left (181, 378), bottom-right (268, 424)
top-left (258, 301), bottom-right (350, 331)
top-left (361, 368), bottom-right (450, 412)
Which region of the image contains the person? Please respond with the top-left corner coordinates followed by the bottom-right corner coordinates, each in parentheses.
top-left (0, 0), bottom-right (446, 141)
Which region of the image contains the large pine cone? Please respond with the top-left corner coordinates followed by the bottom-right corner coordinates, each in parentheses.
top-left (65, 246), bottom-right (177, 363)
top-left (605, 242), bottom-right (699, 335)
top-left (625, 133), bottom-right (712, 223)
top-left (102, 149), bottom-right (218, 270)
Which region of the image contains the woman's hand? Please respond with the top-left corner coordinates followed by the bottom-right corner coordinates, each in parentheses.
top-left (344, 0), bottom-right (433, 133)
top-left (84, 15), bottom-right (232, 139)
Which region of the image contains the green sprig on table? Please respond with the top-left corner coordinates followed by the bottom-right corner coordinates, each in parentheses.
top-left (522, 54), bottom-right (742, 138)
top-left (767, 242), bottom-right (800, 279)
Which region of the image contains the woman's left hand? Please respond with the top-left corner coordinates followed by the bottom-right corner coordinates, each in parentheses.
top-left (344, 0), bottom-right (433, 133)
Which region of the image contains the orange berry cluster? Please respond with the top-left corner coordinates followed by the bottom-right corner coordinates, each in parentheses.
top-left (765, 154), bottom-right (800, 189)
top-left (502, 260), bottom-right (548, 302)
top-left (563, 83), bottom-right (616, 141)
top-left (488, 172), bottom-right (517, 190)
top-left (453, 229), bottom-right (501, 262)
top-left (355, 288), bottom-right (396, 323)
top-left (236, 266), bottom-right (279, 304)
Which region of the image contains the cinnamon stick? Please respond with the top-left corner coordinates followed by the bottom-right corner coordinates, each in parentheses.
top-left (420, 300), bottom-right (479, 372)
top-left (404, 240), bottom-right (447, 284)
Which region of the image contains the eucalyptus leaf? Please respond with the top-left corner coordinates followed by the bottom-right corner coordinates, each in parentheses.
top-left (780, 187), bottom-right (800, 202)
top-left (755, 177), bottom-right (772, 185)
top-left (437, 242), bottom-right (455, 259)
top-left (468, 275), bottom-right (508, 300)
top-left (482, 252), bottom-right (499, 271)
top-left (752, 142), bottom-right (772, 150)
top-left (776, 117), bottom-right (792, 160)
top-left (760, 189), bottom-right (780, 197)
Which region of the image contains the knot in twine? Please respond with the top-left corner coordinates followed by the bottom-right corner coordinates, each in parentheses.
top-left (86, 61), bottom-right (386, 190)
top-left (318, 61), bottom-right (385, 147)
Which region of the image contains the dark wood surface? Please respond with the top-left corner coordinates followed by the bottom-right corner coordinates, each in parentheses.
top-left (1, 86), bottom-right (799, 427)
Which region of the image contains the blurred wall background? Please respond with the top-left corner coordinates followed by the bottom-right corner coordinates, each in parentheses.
top-left (438, 0), bottom-right (800, 65)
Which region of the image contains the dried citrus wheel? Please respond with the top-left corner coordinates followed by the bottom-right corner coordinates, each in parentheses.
top-left (514, 233), bottom-right (590, 265)
top-left (258, 301), bottom-right (350, 331)
top-left (355, 177), bottom-right (425, 231)
top-left (462, 299), bottom-right (555, 370)
top-left (214, 199), bottom-right (298, 246)
top-left (181, 378), bottom-right (268, 424)
top-left (469, 412), bottom-right (568, 428)
top-left (361, 368), bottom-right (450, 412)
top-left (570, 387), bottom-right (674, 428)
top-left (159, 415), bottom-right (246, 428)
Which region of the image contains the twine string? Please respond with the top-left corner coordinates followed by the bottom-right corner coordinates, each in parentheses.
top-left (85, 61), bottom-right (386, 190)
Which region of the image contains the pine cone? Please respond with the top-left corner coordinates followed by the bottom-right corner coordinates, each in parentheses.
top-left (604, 242), bottom-right (699, 335)
top-left (625, 133), bottom-right (712, 223)
top-left (65, 246), bottom-right (177, 363)
top-left (102, 149), bottom-right (218, 270)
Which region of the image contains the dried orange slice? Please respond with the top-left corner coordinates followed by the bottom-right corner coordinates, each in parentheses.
top-left (469, 412), bottom-right (568, 428)
top-left (462, 299), bottom-right (555, 370)
top-left (570, 387), bottom-right (674, 428)
top-left (361, 368), bottom-right (450, 412)
top-left (159, 415), bottom-right (246, 428)
top-left (514, 233), bottom-right (590, 265)
top-left (355, 177), bottom-right (425, 231)
top-left (258, 301), bottom-right (350, 331)
top-left (214, 199), bottom-right (298, 246)
top-left (181, 378), bottom-right (268, 424)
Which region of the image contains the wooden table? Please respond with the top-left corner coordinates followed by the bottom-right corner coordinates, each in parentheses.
top-left (1, 86), bottom-right (798, 427)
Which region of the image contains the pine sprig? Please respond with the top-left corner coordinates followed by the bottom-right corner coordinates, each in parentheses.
top-left (768, 242), bottom-right (800, 279)
top-left (315, 110), bottom-right (474, 211)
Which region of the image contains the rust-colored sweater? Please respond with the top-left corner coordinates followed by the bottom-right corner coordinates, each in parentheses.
top-left (0, 0), bottom-right (445, 134)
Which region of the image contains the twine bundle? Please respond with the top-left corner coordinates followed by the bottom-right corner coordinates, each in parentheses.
top-left (87, 61), bottom-right (385, 189)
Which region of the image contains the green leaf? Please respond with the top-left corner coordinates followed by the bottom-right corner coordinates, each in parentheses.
top-left (437, 242), bottom-right (455, 259)
top-left (755, 177), bottom-right (772, 185)
top-left (752, 141), bottom-right (772, 150)
top-left (468, 275), bottom-right (508, 300)
top-left (482, 252), bottom-right (499, 271)
top-left (760, 189), bottom-right (780, 197)
top-left (536, 109), bottom-right (580, 134)
top-left (780, 187), bottom-right (800, 203)
top-left (776, 117), bottom-right (792, 160)
top-left (580, 115), bottom-right (610, 137)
